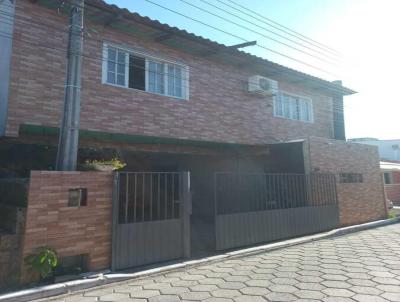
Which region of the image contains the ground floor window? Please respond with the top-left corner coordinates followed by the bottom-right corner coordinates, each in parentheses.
top-left (339, 173), bottom-right (363, 183)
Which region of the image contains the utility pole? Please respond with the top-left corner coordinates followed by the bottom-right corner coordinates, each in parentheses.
top-left (56, 0), bottom-right (84, 171)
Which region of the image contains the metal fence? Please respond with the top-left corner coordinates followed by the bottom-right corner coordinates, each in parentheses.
top-left (214, 172), bottom-right (339, 251)
top-left (215, 173), bottom-right (337, 215)
top-left (117, 172), bottom-right (181, 224)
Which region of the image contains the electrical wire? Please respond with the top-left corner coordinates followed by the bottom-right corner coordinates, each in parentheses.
top-left (218, 0), bottom-right (341, 56)
top-left (177, 0), bottom-right (339, 66)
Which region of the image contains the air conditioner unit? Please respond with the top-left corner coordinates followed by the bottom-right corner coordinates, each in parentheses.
top-left (248, 75), bottom-right (278, 96)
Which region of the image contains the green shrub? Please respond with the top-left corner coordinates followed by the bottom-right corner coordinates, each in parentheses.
top-left (24, 247), bottom-right (58, 280)
top-left (82, 158), bottom-right (126, 171)
top-left (388, 212), bottom-right (396, 219)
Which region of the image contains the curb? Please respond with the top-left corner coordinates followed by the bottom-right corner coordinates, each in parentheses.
top-left (1, 217), bottom-right (399, 302)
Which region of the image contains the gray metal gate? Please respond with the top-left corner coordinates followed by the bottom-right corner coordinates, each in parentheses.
top-left (214, 173), bottom-right (340, 251)
top-left (112, 172), bottom-right (191, 270)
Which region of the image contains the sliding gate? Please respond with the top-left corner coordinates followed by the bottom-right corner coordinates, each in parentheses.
top-left (112, 172), bottom-right (191, 270)
top-left (215, 173), bottom-right (339, 251)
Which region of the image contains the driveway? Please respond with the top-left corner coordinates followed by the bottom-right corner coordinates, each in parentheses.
top-left (42, 224), bottom-right (400, 302)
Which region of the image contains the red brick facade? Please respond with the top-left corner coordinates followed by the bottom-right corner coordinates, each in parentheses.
top-left (306, 137), bottom-right (387, 226)
top-left (6, 1), bottom-right (336, 144)
top-left (21, 171), bottom-right (113, 282)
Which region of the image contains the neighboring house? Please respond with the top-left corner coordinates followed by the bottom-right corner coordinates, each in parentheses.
top-left (349, 138), bottom-right (400, 161)
top-left (0, 0), bottom-right (388, 281)
top-left (381, 161), bottom-right (400, 205)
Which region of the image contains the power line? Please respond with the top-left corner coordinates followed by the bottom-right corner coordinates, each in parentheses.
top-left (218, 0), bottom-right (341, 56)
top-left (180, 0), bottom-right (340, 65)
top-left (141, 0), bottom-right (340, 78)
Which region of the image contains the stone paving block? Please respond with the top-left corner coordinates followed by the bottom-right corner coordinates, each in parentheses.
top-left (353, 294), bottom-right (390, 302)
top-left (234, 296), bottom-right (266, 302)
top-left (148, 295), bottom-right (181, 302)
top-left (179, 291), bottom-right (212, 300)
top-left (294, 290), bottom-right (326, 300)
top-left (218, 282), bottom-right (246, 290)
top-left (350, 286), bottom-right (383, 295)
top-left (269, 284), bottom-right (298, 293)
top-left (211, 289), bottom-right (241, 298)
top-left (160, 286), bottom-right (190, 295)
top-left (381, 293), bottom-right (400, 302)
top-left (239, 286), bottom-right (269, 296)
top-left (130, 290), bottom-right (160, 299)
top-left (265, 292), bottom-right (297, 301)
top-left (295, 282), bottom-right (326, 291)
top-left (98, 293), bottom-right (130, 301)
top-left (322, 288), bottom-right (355, 297)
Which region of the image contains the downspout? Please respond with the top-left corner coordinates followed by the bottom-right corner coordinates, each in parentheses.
top-left (0, 0), bottom-right (16, 136)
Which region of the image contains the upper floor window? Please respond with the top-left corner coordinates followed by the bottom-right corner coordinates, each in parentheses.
top-left (102, 44), bottom-right (188, 100)
top-left (274, 92), bottom-right (313, 123)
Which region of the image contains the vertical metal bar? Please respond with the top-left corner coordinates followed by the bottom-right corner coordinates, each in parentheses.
top-left (172, 173), bottom-right (175, 218)
top-left (181, 171), bottom-right (191, 258)
top-left (157, 173), bottom-right (161, 220)
top-left (214, 172), bottom-right (218, 217)
top-left (332, 174), bottom-right (339, 205)
top-left (142, 173), bottom-right (145, 222)
top-left (125, 173), bottom-right (129, 223)
top-left (111, 172), bottom-right (120, 271)
top-left (134, 173), bottom-right (137, 223)
top-left (165, 173), bottom-right (168, 220)
top-left (150, 173), bottom-right (153, 221)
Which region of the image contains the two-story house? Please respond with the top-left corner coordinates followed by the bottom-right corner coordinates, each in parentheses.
top-left (0, 0), bottom-right (387, 272)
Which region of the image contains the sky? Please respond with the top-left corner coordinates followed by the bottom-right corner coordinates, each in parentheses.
top-left (105, 0), bottom-right (400, 140)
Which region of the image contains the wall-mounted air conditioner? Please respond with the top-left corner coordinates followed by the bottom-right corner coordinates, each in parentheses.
top-left (248, 75), bottom-right (278, 96)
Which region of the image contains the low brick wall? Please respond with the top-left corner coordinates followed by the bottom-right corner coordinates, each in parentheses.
top-left (21, 171), bottom-right (114, 283)
top-left (307, 136), bottom-right (387, 226)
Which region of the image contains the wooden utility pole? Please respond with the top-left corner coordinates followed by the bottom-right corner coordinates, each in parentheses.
top-left (56, 0), bottom-right (84, 171)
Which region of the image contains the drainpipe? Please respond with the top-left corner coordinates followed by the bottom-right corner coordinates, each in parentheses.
top-left (0, 0), bottom-right (16, 136)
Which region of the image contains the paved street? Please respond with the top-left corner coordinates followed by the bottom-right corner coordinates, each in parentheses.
top-left (43, 224), bottom-right (400, 302)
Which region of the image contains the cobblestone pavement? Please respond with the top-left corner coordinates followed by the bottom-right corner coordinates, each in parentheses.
top-left (44, 224), bottom-right (400, 302)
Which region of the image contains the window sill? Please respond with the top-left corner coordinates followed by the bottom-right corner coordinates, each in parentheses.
top-left (272, 114), bottom-right (314, 124)
top-left (102, 82), bottom-right (189, 101)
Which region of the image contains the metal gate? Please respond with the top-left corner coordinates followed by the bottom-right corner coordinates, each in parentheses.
top-left (112, 172), bottom-right (191, 270)
top-left (214, 173), bottom-right (340, 251)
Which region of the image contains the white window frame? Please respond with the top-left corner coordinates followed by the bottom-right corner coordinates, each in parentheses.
top-left (273, 91), bottom-right (314, 123)
top-left (102, 42), bottom-right (189, 100)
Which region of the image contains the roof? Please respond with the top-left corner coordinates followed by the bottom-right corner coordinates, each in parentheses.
top-left (38, 0), bottom-right (356, 96)
top-left (381, 161), bottom-right (400, 171)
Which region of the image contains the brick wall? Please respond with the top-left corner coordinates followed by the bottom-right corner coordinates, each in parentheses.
top-left (21, 171), bottom-right (113, 283)
top-left (307, 136), bottom-right (387, 226)
top-left (6, 1), bottom-right (336, 144)
top-left (385, 171), bottom-right (400, 205)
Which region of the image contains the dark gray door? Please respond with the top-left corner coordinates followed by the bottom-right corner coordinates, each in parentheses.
top-left (112, 172), bottom-right (191, 270)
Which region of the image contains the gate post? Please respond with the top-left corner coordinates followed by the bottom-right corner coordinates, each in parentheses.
top-left (111, 172), bottom-right (119, 271)
top-left (181, 171), bottom-right (191, 258)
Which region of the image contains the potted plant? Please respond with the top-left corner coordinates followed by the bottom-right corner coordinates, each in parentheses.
top-left (24, 247), bottom-right (58, 284)
top-left (81, 158), bottom-right (126, 172)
